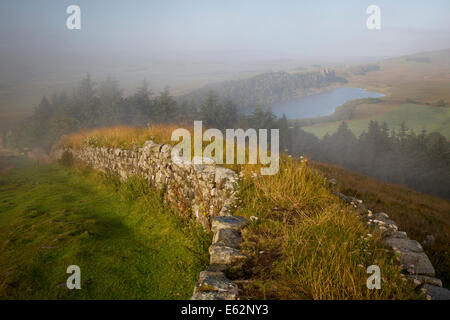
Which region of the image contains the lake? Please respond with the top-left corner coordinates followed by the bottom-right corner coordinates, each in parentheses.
top-left (269, 87), bottom-right (385, 119)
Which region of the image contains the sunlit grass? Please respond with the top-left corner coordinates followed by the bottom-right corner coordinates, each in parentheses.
top-left (0, 160), bottom-right (210, 299)
top-left (53, 124), bottom-right (188, 150)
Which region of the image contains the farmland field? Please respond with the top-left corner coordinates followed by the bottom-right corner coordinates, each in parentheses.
top-left (302, 104), bottom-right (450, 139)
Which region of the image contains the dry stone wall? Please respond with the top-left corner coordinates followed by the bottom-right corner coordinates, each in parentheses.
top-left (52, 141), bottom-right (248, 300)
top-left (191, 215), bottom-right (248, 300)
top-left (336, 192), bottom-right (450, 300)
top-left (52, 143), bottom-right (448, 300)
top-left (53, 141), bottom-right (240, 227)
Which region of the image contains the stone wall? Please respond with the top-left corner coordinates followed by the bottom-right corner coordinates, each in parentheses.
top-left (191, 215), bottom-right (248, 300)
top-left (52, 142), bottom-right (448, 299)
top-left (52, 141), bottom-right (248, 300)
top-left (336, 192), bottom-right (450, 300)
top-left (53, 141), bottom-right (239, 227)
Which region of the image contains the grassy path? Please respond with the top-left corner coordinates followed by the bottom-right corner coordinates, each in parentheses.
top-left (0, 161), bottom-right (209, 299)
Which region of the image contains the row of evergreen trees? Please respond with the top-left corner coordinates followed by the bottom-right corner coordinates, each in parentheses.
top-left (7, 75), bottom-right (450, 198)
top-left (7, 75), bottom-right (240, 150)
top-left (185, 69), bottom-right (347, 110)
top-left (283, 121), bottom-right (450, 198)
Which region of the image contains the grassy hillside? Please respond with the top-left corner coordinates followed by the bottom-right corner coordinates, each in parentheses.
top-left (231, 156), bottom-right (421, 299)
top-left (0, 158), bottom-right (209, 299)
top-left (347, 49), bottom-right (450, 104)
top-left (301, 49), bottom-right (450, 140)
top-left (303, 104), bottom-right (450, 139)
top-left (2, 125), bottom-right (428, 299)
top-left (311, 161), bottom-right (450, 288)
top-left (56, 126), bottom-right (427, 299)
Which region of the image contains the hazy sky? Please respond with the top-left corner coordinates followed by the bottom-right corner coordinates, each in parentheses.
top-left (1, 0), bottom-right (449, 60)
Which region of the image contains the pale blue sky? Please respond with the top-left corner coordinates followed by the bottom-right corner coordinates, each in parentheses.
top-left (0, 0), bottom-right (449, 59)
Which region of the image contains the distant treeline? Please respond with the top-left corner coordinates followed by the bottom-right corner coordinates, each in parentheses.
top-left (182, 69), bottom-right (347, 110)
top-left (349, 63), bottom-right (381, 75)
top-left (7, 74), bottom-right (450, 198)
top-left (282, 121), bottom-right (450, 199)
top-left (6, 74), bottom-right (262, 150)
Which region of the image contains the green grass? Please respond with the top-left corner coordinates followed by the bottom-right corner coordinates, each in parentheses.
top-left (0, 159), bottom-right (210, 299)
top-left (303, 104), bottom-right (450, 139)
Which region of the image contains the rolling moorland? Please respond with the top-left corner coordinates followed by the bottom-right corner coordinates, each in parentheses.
top-left (0, 55), bottom-right (317, 134)
top-left (301, 49), bottom-right (450, 139)
top-left (1, 123), bottom-right (448, 299)
top-left (0, 49), bottom-right (449, 299)
top-left (1, 127), bottom-right (424, 299)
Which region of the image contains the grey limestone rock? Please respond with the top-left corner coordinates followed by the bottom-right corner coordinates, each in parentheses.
top-left (407, 275), bottom-right (442, 287)
top-left (422, 284), bottom-right (450, 300)
top-left (209, 244), bottom-right (247, 266)
top-left (213, 228), bottom-right (242, 249)
top-left (212, 216), bottom-right (248, 233)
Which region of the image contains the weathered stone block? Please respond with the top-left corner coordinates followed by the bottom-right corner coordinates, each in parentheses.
top-left (389, 231), bottom-right (408, 239)
top-left (407, 275), bottom-right (442, 287)
top-left (212, 216), bottom-right (248, 233)
top-left (422, 284), bottom-right (450, 300)
top-left (398, 251), bottom-right (435, 276)
top-left (385, 237), bottom-right (435, 275)
top-left (385, 238), bottom-right (424, 253)
top-left (209, 244), bottom-right (247, 266)
top-left (194, 271), bottom-right (238, 295)
top-left (191, 290), bottom-right (237, 300)
top-left (213, 228), bottom-right (241, 248)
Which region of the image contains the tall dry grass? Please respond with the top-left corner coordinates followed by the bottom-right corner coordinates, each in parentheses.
top-left (53, 124), bottom-right (273, 172)
top-left (233, 155), bottom-right (422, 299)
top-left (311, 160), bottom-right (450, 288)
top-left (53, 124), bottom-right (189, 151)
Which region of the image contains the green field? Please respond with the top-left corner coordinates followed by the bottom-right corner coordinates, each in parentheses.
top-left (0, 160), bottom-right (209, 299)
top-left (302, 104), bottom-right (450, 139)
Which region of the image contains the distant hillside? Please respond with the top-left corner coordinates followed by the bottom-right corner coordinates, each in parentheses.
top-left (182, 69), bottom-right (347, 110)
top-left (300, 48), bottom-right (450, 140)
top-left (348, 48), bottom-right (450, 103)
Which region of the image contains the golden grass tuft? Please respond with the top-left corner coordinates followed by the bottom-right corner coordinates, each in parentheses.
top-left (233, 155), bottom-right (422, 300)
top-left (53, 124), bottom-right (190, 151)
top-left (241, 156), bottom-right (334, 213)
